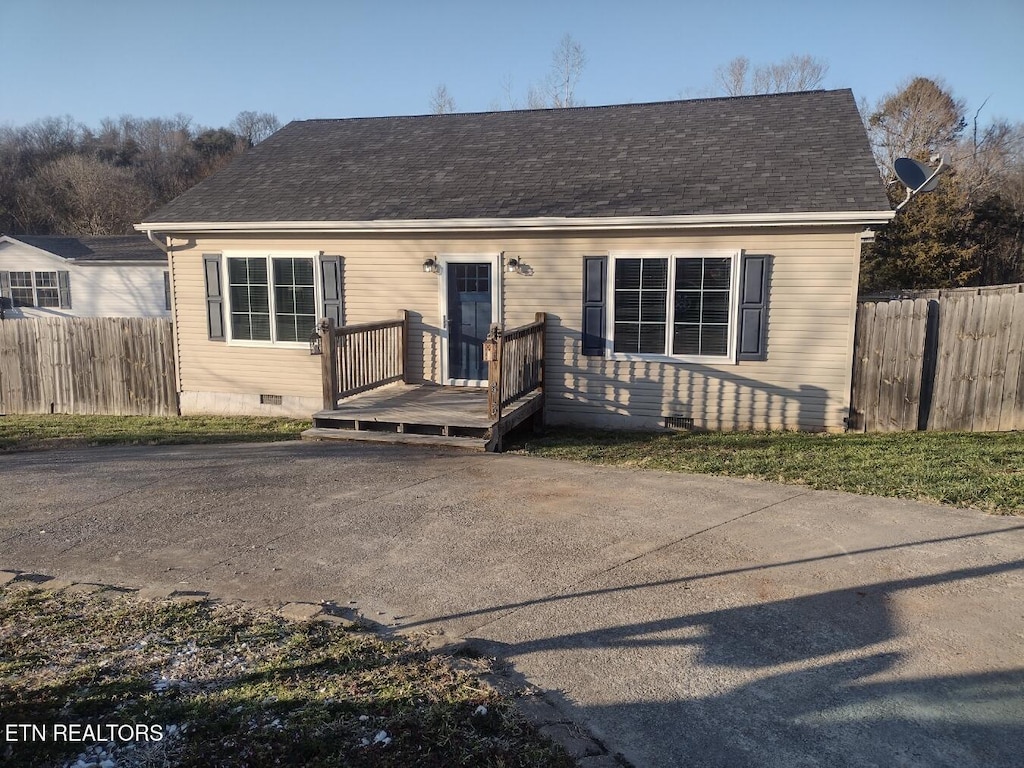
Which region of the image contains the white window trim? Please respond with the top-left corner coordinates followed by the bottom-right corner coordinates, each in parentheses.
top-left (10, 269), bottom-right (64, 308)
top-left (605, 250), bottom-right (742, 364)
top-left (222, 251), bottom-right (321, 348)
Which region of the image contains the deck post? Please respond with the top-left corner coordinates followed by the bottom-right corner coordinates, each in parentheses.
top-left (320, 318), bottom-right (338, 410)
top-left (535, 312), bottom-right (546, 388)
top-left (398, 309), bottom-right (409, 383)
top-left (486, 324), bottom-right (503, 420)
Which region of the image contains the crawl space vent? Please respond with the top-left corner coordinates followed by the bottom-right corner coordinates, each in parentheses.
top-left (664, 416), bottom-right (694, 430)
top-left (260, 394), bottom-right (283, 406)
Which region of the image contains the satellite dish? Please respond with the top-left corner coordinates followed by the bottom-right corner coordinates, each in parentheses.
top-left (893, 153), bottom-right (952, 211)
top-left (894, 157), bottom-right (940, 193)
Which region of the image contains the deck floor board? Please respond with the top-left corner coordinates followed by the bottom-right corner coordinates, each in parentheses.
top-left (312, 383), bottom-right (540, 429)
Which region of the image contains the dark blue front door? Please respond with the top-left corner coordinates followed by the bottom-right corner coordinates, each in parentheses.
top-left (447, 262), bottom-right (492, 382)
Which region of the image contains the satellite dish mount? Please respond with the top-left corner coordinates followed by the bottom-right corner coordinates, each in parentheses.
top-left (893, 154), bottom-right (951, 211)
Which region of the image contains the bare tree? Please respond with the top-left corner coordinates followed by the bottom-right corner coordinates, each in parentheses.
top-left (526, 84), bottom-right (549, 110)
top-left (547, 33), bottom-right (586, 107)
top-left (498, 74), bottom-right (520, 110)
top-left (17, 154), bottom-right (152, 235)
top-left (867, 76), bottom-right (967, 181)
top-left (712, 55), bottom-right (828, 96)
top-left (231, 111), bottom-right (282, 146)
top-left (714, 56), bottom-right (751, 97)
top-left (498, 34), bottom-right (587, 110)
top-left (535, 33), bottom-right (587, 108)
top-left (429, 84), bottom-right (457, 115)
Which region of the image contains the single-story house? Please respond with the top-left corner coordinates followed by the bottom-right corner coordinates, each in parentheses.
top-left (0, 235), bottom-right (170, 319)
top-left (137, 89), bottom-right (893, 435)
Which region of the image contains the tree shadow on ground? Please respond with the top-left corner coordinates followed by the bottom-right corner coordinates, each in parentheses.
top-left (465, 556), bottom-right (1024, 768)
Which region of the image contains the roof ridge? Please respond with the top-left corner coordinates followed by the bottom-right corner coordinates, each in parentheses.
top-left (296, 89), bottom-right (848, 123)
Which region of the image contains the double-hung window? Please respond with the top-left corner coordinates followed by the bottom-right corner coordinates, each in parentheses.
top-left (611, 253), bottom-right (738, 360)
top-left (225, 255), bottom-right (318, 344)
top-left (5, 270), bottom-right (70, 308)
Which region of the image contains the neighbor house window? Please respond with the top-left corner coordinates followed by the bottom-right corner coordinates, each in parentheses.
top-left (8, 270), bottom-right (70, 308)
top-left (612, 254), bottom-right (735, 359)
top-left (226, 255), bottom-right (317, 344)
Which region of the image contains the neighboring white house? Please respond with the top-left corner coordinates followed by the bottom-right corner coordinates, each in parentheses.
top-left (0, 235), bottom-right (170, 319)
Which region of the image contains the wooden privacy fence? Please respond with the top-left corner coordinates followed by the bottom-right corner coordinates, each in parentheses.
top-left (319, 312), bottom-right (408, 409)
top-left (850, 288), bottom-right (1024, 432)
top-left (487, 313), bottom-right (546, 419)
top-left (0, 317), bottom-right (177, 416)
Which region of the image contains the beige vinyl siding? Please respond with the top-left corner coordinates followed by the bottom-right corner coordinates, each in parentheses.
top-left (169, 227), bottom-right (864, 430)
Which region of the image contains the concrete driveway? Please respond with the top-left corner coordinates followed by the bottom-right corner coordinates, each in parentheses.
top-left (2, 441), bottom-right (1022, 767)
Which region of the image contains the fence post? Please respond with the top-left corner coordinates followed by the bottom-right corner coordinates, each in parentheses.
top-left (535, 312), bottom-right (546, 389)
top-left (320, 318), bottom-right (337, 411)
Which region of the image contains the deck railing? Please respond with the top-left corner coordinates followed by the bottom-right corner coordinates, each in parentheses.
top-left (319, 311), bottom-right (408, 409)
top-left (487, 312), bottom-right (546, 419)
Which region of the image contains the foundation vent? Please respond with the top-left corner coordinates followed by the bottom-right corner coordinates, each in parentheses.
top-left (260, 394), bottom-right (283, 405)
top-left (664, 415), bottom-right (694, 430)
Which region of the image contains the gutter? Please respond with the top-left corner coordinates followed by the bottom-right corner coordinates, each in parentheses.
top-left (135, 210), bottom-right (897, 236)
top-left (144, 229), bottom-right (170, 255)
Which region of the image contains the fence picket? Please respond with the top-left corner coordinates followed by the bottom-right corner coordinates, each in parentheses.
top-left (0, 317), bottom-right (178, 416)
top-left (853, 290), bottom-right (1024, 433)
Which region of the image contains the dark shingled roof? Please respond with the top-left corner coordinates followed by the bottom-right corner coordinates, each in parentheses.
top-left (145, 89), bottom-right (890, 225)
top-left (13, 235), bottom-right (165, 262)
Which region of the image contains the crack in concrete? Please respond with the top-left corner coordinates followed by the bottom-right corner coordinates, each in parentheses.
top-left (465, 489), bottom-right (812, 636)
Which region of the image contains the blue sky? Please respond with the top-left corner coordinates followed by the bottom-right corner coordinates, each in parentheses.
top-left (3, 0), bottom-right (1022, 130)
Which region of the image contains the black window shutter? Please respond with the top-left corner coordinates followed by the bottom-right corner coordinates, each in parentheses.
top-left (163, 271), bottom-right (171, 311)
top-left (581, 256), bottom-right (607, 356)
top-left (737, 254), bottom-right (770, 361)
top-left (0, 271), bottom-right (9, 310)
top-left (320, 256), bottom-right (344, 325)
top-left (57, 270), bottom-right (72, 309)
top-left (203, 254), bottom-right (225, 341)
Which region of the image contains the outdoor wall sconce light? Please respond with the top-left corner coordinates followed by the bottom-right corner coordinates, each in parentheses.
top-left (308, 327), bottom-right (322, 356)
top-left (506, 257), bottom-right (533, 276)
top-left (422, 258), bottom-right (440, 274)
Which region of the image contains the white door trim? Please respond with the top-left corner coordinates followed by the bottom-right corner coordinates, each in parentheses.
top-left (437, 253), bottom-right (502, 387)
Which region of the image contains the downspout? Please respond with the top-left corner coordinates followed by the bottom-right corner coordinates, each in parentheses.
top-left (145, 230), bottom-right (184, 412)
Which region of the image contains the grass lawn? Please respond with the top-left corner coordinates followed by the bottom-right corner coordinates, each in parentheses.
top-left (0, 584), bottom-right (572, 768)
top-left (0, 414), bottom-right (310, 451)
top-left (512, 428), bottom-right (1024, 515)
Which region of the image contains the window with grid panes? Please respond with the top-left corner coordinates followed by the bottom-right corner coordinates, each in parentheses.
top-left (612, 255), bottom-right (734, 358)
top-left (227, 256), bottom-right (318, 343)
top-left (272, 258), bottom-right (316, 342)
top-left (8, 270), bottom-right (63, 307)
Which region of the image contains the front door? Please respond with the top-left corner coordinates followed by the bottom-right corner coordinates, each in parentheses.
top-left (443, 260), bottom-right (495, 385)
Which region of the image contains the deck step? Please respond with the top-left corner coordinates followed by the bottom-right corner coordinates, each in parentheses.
top-left (301, 427), bottom-right (489, 451)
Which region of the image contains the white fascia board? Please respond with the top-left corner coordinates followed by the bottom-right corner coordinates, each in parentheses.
top-left (137, 210), bottom-right (896, 235)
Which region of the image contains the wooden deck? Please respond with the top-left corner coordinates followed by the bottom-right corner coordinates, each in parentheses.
top-left (302, 383), bottom-right (543, 451)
